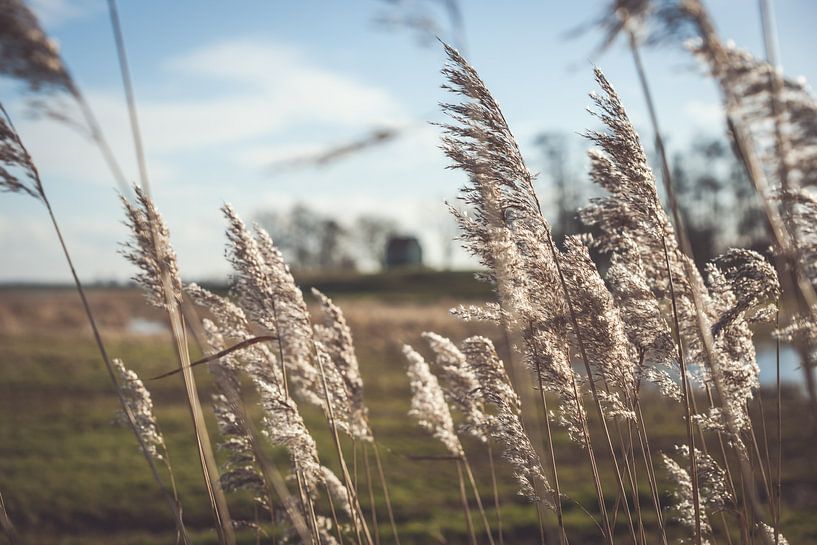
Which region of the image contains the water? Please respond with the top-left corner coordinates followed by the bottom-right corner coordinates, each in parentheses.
top-left (756, 342), bottom-right (803, 385)
top-left (126, 317), bottom-right (167, 336)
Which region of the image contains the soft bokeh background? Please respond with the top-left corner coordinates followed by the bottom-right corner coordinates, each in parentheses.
top-left (2, 1), bottom-right (817, 544)
top-left (2, 0), bottom-right (817, 281)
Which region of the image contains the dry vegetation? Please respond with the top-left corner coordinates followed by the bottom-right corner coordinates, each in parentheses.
top-left (2, 1), bottom-right (817, 545)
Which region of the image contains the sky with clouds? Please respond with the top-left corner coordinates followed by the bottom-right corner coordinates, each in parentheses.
top-left (2, 0), bottom-right (817, 283)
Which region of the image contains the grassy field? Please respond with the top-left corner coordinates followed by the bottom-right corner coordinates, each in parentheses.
top-left (0, 282), bottom-right (815, 545)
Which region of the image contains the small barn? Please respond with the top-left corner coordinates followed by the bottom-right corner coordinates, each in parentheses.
top-left (385, 236), bottom-right (423, 269)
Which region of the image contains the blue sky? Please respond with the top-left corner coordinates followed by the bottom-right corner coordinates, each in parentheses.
top-left (2, 0), bottom-right (817, 282)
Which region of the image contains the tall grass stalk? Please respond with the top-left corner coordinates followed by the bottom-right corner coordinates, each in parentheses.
top-left (0, 492), bottom-right (18, 545)
top-left (461, 454), bottom-right (496, 545)
top-left (622, 24), bottom-right (711, 545)
top-left (122, 190), bottom-right (236, 544)
top-left (775, 311), bottom-right (782, 545)
top-left (456, 459), bottom-right (478, 545)
top-left (362, 445), bottom-right (381, 545)
top-left (685, 0), bottom-right (817, 434)
top-left (545, 227), bottom-right (639, 545)
top-left (533, 359), bottom-right (567, 545)
top-left (372, 443), bottom-right (402, 545)
top-left (105, 1), bottom-right (238, 536)
top-left (0, 105), bottom-right (191, 543)
top-left (661, 236), bottom-right (703, 545)
top-left (105, 0), bottom-right (151, 197)
top-left (194, 316), bottom-right (314, 545)
top-left (485, 442), bottom-right (504, 545)
top-left (313, 347), bottom-right (375, 545)
top-left (758, 4), bottom-right (794, 534)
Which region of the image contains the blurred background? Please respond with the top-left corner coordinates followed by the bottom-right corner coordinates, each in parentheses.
top-left (2, 0), bottom-right (817, 281)
top-left (2, 1), bottom-right (817, 544)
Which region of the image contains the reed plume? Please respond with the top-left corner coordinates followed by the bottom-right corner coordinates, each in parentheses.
top-left (0, 0), bottom-right (130, 192)
top-left (605, 236), bottom-right (679, 401)
top-left (422, 332), bottom-right (487, 442)
top-left (201, 320), bottom-right (268, 505)
top-left (222, 206), bottom-right (351, 427)
top-left (439, 41), bottom-right (583, 447)
top-left (121, 188), bottom-right (235, 544)
top-left (661, 445), bottom-right (733, 542)
top-left (112, 358), bottom-right (167, 462)
top-left (462, 336), bottom-right (551, 505)
top-left (313, 288), bottom-right (372, 441)
top-left (188, 284), bottom-right (324, 492)
top-left (1, 103), bottom-right (190, 542)
top-left (0, 0), bottom-right (72, 94)
top-left (404, 344), bottom-right (463, 458)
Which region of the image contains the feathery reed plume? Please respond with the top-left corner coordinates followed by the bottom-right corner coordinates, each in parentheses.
top-left (661, 445), bottom-right (733, 542)
top-left (695, 251), bottom-right (779, 437)
top-left (606, 236), bottom-right (679, 400)
top-left (321, 466), bottom-right (353, 520)
top-left (581, 66), bottom-right (692, 302)
top-left (580, 64), bottom-right (707, 545)
top-left (191, 293), bottom-right (318, 545)
top-left (677, 0), bottom-right (817, 447)
top-left (404, 343), bottom-right (486, 545)
top-left (422, 332), bottom-right (500, 545)
top-left (570, 0), bottom-right (652, 57)
top-left (188, 285), bottom-right (324, 492)
top-left (309, 289), bottom-right (402, 544)
top-left (403, 344), bottom-right (463, 458)
top-left (313, 515), bottom-right (342, 545)
top-left (313, 288), bottom-right (372, 441)
top-left (757, 523), bottom-right (789, 545)
top-left (121, 188), bottom-right (235, 544)
top-left (120, 187), bottom-right (182, 310)
top-left (777, 190), bottom-right (817, 283)
top-left (439, 43), bottom-right (620, 542)
top-left (0, 491), bottom-right (17, 545)
top-left (219, 212), bottom-right (373, 545)
top-left (775, 189), bottom-right (817, 345)
top-left (422, 332), bottom-right (487, 442)
top-left (462, 336), bottom-right (551, 505)
top-left (709, 249), bottom-right (780, 337)
top-left (222, 206), bottom-right (329, 412)
top-left (112, 358), bottom-right (167, 461)
top-left (661, 452), bottom-right (709, 540)
top-left (0, 0), bottom-right (130, 193)
top-left (560, 235), bottom-right (637, 419)
top-left (583, 14), bottom-right (784, 536)
top-left (0, 104), bottom-right (43, 200)
top-left (212, 391), bottom-right (267, 502)
top-left (0, 0), bottom-right (72, 94)
top-left (439, 41), bottom-right (583, 447)
top-left (201, 321), bottom-right (268, 504)
top-left (0, 104), bottom-right (190, 542)
top-left (687, 37), bottom-right (817, 192)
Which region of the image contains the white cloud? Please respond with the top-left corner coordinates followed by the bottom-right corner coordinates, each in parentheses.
top-left (9, 38), bottom-right (411, 184)
top-left (684, 100), bottom-right (725, 128)
top-left (29, 0), bottom-right (100, 27)
top-left (144, 39), bottom-right (409, 153)
top-left (1, 38), bottom-right (424, 280)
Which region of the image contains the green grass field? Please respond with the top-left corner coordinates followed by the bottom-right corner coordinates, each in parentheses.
top-left (0, 284), bottom-right (815, 545)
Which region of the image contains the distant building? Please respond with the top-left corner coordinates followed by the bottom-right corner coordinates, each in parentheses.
top-left (385, 236), bottom-right (423, 269)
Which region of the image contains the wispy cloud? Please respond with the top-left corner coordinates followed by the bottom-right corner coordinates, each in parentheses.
top-left (29, 0), bottom-right (100, 27)
top-left (2, 37), bottom-right (418, 281)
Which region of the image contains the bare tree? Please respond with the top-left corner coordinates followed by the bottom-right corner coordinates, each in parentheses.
top-left (354, 215), bottom-right (399, 270)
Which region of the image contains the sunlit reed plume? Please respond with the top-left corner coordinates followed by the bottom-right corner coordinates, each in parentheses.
top-left (403, 344), bottom-right (463, 458)
top-left (422, 331), bottom-right (487, 442)
top-left (112, 358), bottom-right (167, 461)
top-left (462, 336), bottom-right (551, 505)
